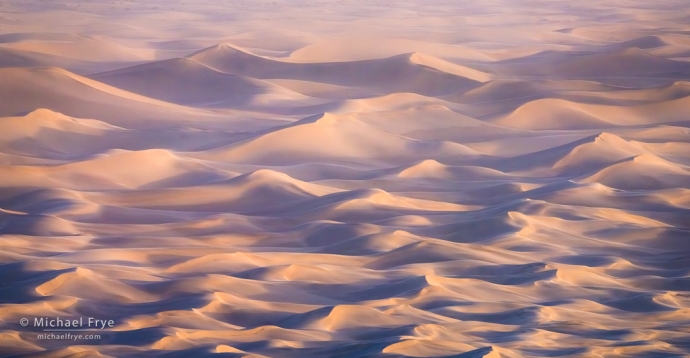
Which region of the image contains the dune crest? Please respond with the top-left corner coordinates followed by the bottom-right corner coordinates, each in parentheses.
top-left (1, 1), bottom-right (690, 357)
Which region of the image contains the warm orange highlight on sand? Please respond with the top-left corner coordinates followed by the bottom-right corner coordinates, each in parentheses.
top-left (1, 1), bottom-right (689, 357)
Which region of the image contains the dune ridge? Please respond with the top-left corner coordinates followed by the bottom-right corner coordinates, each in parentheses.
top-left (1, 1), bottom-right (690, 357)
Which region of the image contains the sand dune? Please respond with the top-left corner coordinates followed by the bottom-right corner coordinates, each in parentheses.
top-left (189, 44), bottom-right (482, 96)
top-left (398, 160), bottom-right (508, 181)
top-left (90, 58), bottom-right (314, 107)
top-left (551, 133), bottom-right (647, 174)
top-left (488, 47), bottom-right (690, 80)
top-left (0, 33), bottom-right (155, 62)
top-left (0, 67), bottom-right (219, 129)
top-left (583, 153), bottom-right (690, 190)
top-left (0, 149), bottom-right (230, 190)
top-left (1, 1), bottom-right (690, 357)
top-left (0, 46), bottom-right (111, 74)
top-left (454, 79), bottom-right (615, 104)
top-left (196, 112), bottom-right (479, 165)
top-left (603, 35), bottom-right (671, 50)
top-left (0, 110), bottom-right (246, 161)
top-left (288, 38), bottom-right (491, 63)
top-left (493, 94), bottom-right (690, 130)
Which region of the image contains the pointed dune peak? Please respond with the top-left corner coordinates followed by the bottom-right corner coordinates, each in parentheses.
top-left (26, 108), bottom-right (68, 119)
top-left (198, 112), bottom-right (476, 165)
top-left (553, 132), bottom-right (646, 174)
top-left (398, 159), bottom-right (450, 179)
top-left (231, 169), bottom-right (337, 198)
top-left (186, 42), bottom-right (271, 73)
top-left (328, 187), bottom-right (468, 213)
top-left (186, 45), bottom-right (481, 96)
top-left (88, 57), bottom-right (309, 107)
top-left (594, 132), bottom-right (626, 143)
top-left (212, 42), bottom-right (244, 52)
top-left (239, 169), bottom-right (318, 190)
top-left (244, 168), bottom-right (294, 181)
top-left (412, 159), bottom-right (446, 168)
top-left (318, 305), bottom-right (406, 331)
top-left (407, 52), bottom-right (428, 62)
top-left (233, 169), bottom-right (296, 186)
top-left (187, 42), bottom-right (260, 59)
top-left (4, 108), bottom-right (79, 131)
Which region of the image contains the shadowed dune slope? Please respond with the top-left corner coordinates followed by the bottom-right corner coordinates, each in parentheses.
top-left (189, 44), bottom-right (482, 96)
top-left (89, 58), bottom-right (313, 107)
top-left (1, 1), bottom-right (690, 357)
top-left (0, 67), bottom-right (222, 129)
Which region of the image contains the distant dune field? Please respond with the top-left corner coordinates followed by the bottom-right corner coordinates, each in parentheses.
top-left (1, 1), bottom-right (689, 357)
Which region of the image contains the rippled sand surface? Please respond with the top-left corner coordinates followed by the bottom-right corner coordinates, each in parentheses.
top-left (1, 1), bottom-right (690, 357)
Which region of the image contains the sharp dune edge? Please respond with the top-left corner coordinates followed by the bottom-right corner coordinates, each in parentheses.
top-left (1, 1), bottom-right (689, 357)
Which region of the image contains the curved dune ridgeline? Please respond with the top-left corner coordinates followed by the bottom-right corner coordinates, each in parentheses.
top-left (1, 0), bottom-right (690, 357)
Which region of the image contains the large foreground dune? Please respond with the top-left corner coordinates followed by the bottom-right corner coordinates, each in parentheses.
top-left (1, 1), bottom-right (689, 357)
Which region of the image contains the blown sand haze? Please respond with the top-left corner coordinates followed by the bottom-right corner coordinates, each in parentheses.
top-left (1, 0), bottom-right (689, 357)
